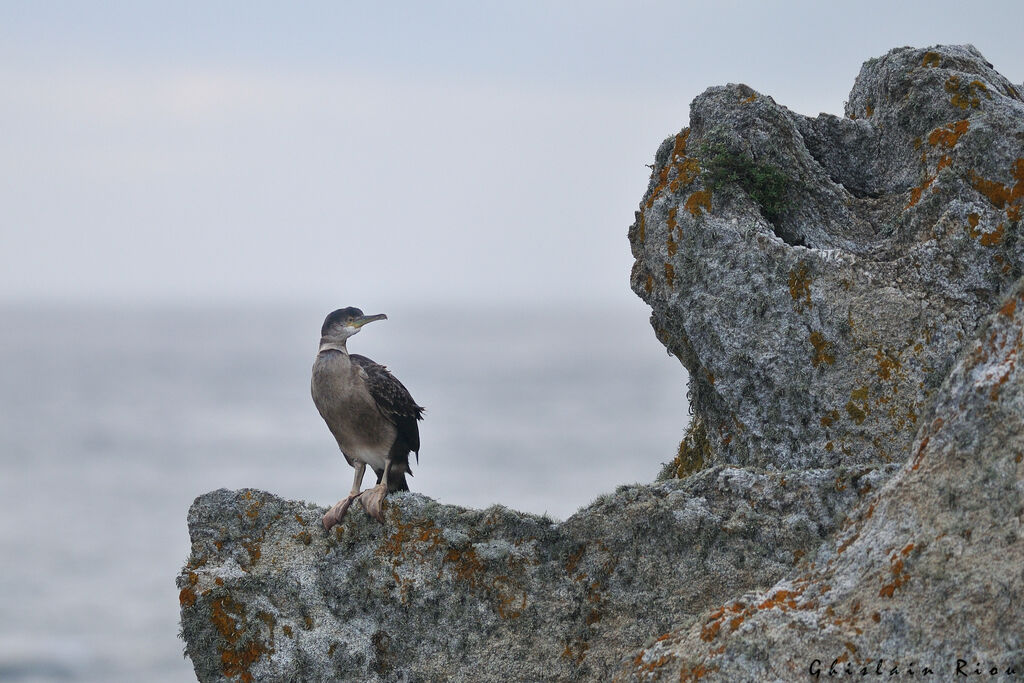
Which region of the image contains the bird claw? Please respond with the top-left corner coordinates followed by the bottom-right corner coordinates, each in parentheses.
top-left (322, 494), bottom-right (357, 531)
top-left (359, 483), bottom-right (388, 523)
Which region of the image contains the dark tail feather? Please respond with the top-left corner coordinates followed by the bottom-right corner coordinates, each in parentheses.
top-left (388, 470), bottom-right (409, 492)
top-left (376, 468), bottom-right (410, 492)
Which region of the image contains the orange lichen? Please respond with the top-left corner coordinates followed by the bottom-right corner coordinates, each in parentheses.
top-left (969, 170), bottom-right (1013, 206)
top-left (788, 263), bottom-right (812, 311)
top-left (377, 513), bottom-right (443, 560)
top-left (680, 662), bottom-right (718, 681)
top-left (664, 262), bottom-right (675, 289)
top-left (945, 75), bottom-right (988, 109)
top-left (968, 159), bottom-right (1024, 221)
top-left (874, 349), bottom-right (901, 380)
top-left (561, 641), bottom-right (589, 665)
top-left (1000, 297), bottom-right (1018, 317)
top-left (879, 555), bottom-right (910, 598)
top-left (241, 539), bottom-right (262, 566)
top-left (979, 223), bottom-right (1005, 247)
top-left (631, 650), bottom-right (671, 674)
top-left (810, 331), bottom-right (835, 367)
top-left (644, 274), bottom-right (653, 294)
top-left (906, 175), bottom-right (935, 208)
top-left (758, 589), bottom-right (800, 611)
top-left (684, 189), bottom-right (712, 217)
top-left (845, 401), bottom-right (867, 425)
top-left (209, 595), bottom-right (269, 683)
top-left (179, 587), bottom-right (197, 607)
top-left (820, 409), bottom-right (840, 427)
top-left (927, 119), bottom-right (969, 149)
top-left (670, 158), bottom-right (701, 193)
top-left (911, 418), bottom-right (943, 470)
top-left (837, 531), bottom-right (860, 555)
top-left (700, 618), bottom-right (722, 642)
top-left (646, 129), bottom-right (694, 208)
top-left (667, 236), bottom-right (677, 256)
top-left (921, 52), bottom-right (941, 67)
top-left (565, 546), bottom-right (585, 574)
top-left (443, 547), bottom-right (485, 588)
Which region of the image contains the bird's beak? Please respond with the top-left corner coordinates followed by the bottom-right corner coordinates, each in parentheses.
top-left (353, 313), bottom-right (387, 328)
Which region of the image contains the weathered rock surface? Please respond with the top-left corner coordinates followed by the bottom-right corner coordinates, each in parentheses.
top-left (179, 44), bottom-right (1024, 681)
top-left (618, 278), bottom-right (1024, 681)
top-left (177, 465), bottom-right (890, 681)
top-left (631, 43), bottom-right (1024, 471)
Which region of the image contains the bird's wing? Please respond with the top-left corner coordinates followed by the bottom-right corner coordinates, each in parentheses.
top-left (350, 354), bottom-right (424, 453)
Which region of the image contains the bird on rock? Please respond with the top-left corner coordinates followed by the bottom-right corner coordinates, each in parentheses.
top-left (312, 307), bottom-right (424, 530)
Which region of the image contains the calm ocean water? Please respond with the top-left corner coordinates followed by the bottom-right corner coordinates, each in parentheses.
top-left (0, 303), bottom-right (687, 681)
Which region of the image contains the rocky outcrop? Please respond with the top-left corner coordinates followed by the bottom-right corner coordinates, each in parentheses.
top-left (618, 278), bottom-right (1024, 681)
top-left (179, 44), bottom-right (1024, 681)
top-left (177, 466), bottom-right (890, 681)
top-left (631, 44), bottom-right (1024, 472)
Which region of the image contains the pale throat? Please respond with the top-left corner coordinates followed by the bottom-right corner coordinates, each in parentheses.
top-left (318, 338), bottom-right (349, 354)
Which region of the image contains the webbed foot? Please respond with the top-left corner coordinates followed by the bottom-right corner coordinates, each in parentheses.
top-left (322, 494), bottom-right (358, 531)
top-left (359, 483), bottom-right (389, 523)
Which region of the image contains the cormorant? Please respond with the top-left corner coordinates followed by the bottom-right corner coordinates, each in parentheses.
top-left (312, 307), bottom-right (424, 530)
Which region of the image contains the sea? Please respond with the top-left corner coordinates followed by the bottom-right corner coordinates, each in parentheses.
top-left (0, 302), bottom-right (687, 681)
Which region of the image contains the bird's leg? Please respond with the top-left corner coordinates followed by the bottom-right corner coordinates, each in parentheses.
top-left (322, 462), bottom-right (367, 531)
top-left (359, 459), bottom-right (392, 523)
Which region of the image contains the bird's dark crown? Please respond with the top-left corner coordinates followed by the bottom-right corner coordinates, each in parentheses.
top-left (321, 307), bottom-right (364, 336)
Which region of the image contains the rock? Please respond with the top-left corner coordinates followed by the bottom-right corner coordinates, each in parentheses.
top-left (179, 44), bottom-right (1024, 681)
top-left (630, 43), bottom-right (1024, 471)
top-left (177, 465), bottom-right (889, 681)
top-left (616, 278), bottom-right (1024, 681)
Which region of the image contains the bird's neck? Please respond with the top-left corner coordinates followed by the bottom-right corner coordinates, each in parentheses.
top-left (318, 337), bottom-right (349, 355)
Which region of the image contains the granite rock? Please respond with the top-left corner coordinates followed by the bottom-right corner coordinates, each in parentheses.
top-left (177, 465), bottom-right (888, 681)
top-left (630, 43), bottom-right (1024, 471)
top-left (617, 278), bottom-right (1024, 681)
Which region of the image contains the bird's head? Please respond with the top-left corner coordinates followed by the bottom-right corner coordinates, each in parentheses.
top-left (320, 307), bottom-right (388, 343)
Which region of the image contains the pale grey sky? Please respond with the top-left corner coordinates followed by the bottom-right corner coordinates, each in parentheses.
top-left (2, 1), bottom-right (1021, 308)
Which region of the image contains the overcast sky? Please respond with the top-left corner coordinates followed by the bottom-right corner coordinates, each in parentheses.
top-left (2, 1), bottom-right (1022, 309)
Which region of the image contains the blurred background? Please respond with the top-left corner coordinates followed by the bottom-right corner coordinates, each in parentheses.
top-left (1, 1), bottom-right (1021, 680)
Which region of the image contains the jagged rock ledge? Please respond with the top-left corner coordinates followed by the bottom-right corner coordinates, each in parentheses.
top-left (178, 464), bottom-right (892, 681)
top-left (179, 44), bottom-right (1024, 681)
